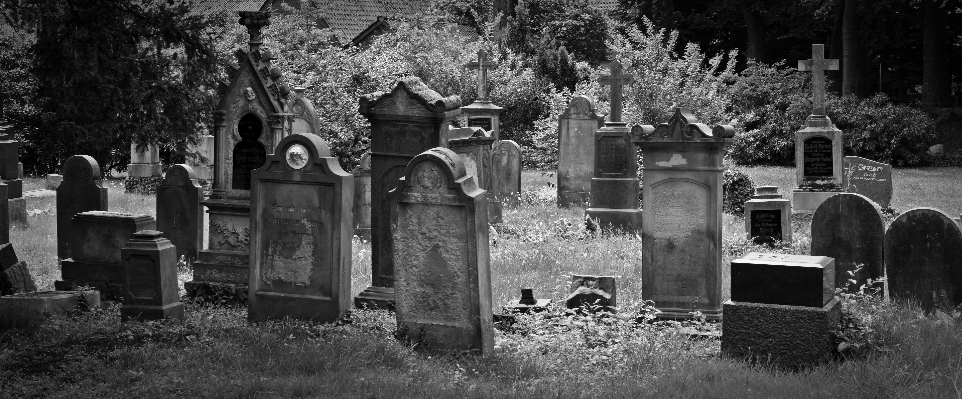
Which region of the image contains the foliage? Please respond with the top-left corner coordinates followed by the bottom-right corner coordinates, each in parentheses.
top-left (431, 0), bottom-right (496, 34)
top-left (833, 94), bottom-right (938, 167)
top-left (722, 169), bottom-right (755, 216)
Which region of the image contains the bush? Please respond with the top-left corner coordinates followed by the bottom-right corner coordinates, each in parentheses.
top-left (833, 94), bottom-right (937, 167)
top-left (723, 169), bottom-right (755, 216)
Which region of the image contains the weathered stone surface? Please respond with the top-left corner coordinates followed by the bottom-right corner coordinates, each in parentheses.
top-left (57, 155), bottom-right (108, 259)
top-left (885, 208), bottom-right (962, 311)
top-left (744, 186), bottom-right (792, 245)
top-left (0, 261), bottom-right (36, 295)
top-left (248, 133), bottom-right (353, 323)
top-left (191, 199), bottom-right (252, 290)
top-left (46, 174), bottom-right (63, 190)
top-left (289, 87), bottom-right (321, 135)
top-left (121, 230), bottom-right (184, 321)
top-left (157, 164), bottom-right (204, 262)
top-left (352, 152), bottom-right (372, 240)
top-left (491, 140), bottom-right (521, 211)
top-left (722, 298), bottom-right (841, 370)
top-left (392, 147), bottom-right (493, 355)
top-left (842, 156), bottom-right (893, 209)
top-left (449, 127), bottom-right (498, 224)
top-left (731, 253), bottom-right (835, 307)
top-left (565, 275), bottom-right (617, 312)
top-left (811, 193), bottom-right (884, 291)
top-left (557, 95), bottom-right (604, 208)
top-left (0, 290), bottom-right (100, 329)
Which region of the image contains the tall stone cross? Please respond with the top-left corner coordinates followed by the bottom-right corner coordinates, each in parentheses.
top-left (466, 50), bottom-right (497, 102)
top-left (798, 44), bottom-right (839, 116)
top-left (599, 60), bottom-right (633, 123)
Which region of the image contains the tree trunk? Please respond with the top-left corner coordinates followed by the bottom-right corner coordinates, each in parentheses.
top-left (828, 0), bottom-right (844, 94)
top-left (841, 0), bottom-right (865, 97)
top-left (922, 0), bottom-right (951, 109)
top-left (740, 3), bottom-right (766, 63)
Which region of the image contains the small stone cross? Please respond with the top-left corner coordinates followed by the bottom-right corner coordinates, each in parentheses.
top-left (798, 44), bottom-right (839, 116)
top-left (599, 60), bottom-right (633, 123)
top-left (466, 50), bottom-right (497, 102)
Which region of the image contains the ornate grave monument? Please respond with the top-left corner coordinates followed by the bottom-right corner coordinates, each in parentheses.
top-left (793, 44), bottom-right (843, 212)
top-left (557, 95), bottom-right (605, 207)
top-left (461, 50), bottom-right (504, 139)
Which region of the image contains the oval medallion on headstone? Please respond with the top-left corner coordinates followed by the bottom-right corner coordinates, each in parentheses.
top-left (286, 143), bottom-right (309, 170)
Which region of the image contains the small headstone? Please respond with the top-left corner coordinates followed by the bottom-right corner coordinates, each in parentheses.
top-left (490, 140), bottom-right (521, 209)
top-left (392, 147), bottom-right (493, 355)
top-left (0, 290), bottom-right (101, 329)
top-left (125, 142), bottom-right (163, 194)
top-left (248, 134), bottom-right (354, 323)
top-left (731, 253), bottom-right (835, 307)
top-left (156, 164), bottom-right (204, 262)
top-left (557, 95), bottom-right (604, 208)
top-left (56, 155), bottom-right (108, 259)
top-left (811, 193), bottom-right (885, 291)
top-left (503, 288), bottom-right (550, 314)
top-left (352, 152), bottom-right (372, 240)
top-left (46, 174), bottom-right (63, 190)
top-left (565, 275), bottom-right (617, 313)
top-left (885, 207), bottom-right (962, 312)
top-left (842, 156), bottom-right (893, 209)
top-left (743, 186), bottom-right (792, 245)
top-left (121, 230), bottom-right (185, 321)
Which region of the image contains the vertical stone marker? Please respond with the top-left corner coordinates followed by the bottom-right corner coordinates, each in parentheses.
top-left (121, 230), bottom-right (184, 321)
top-left (885, 208), bottom-right (962, 312)
top-left (585, 60), bottom-right (644, 232)
top-left (793, 44), bottom-right (843, 211)
top-left (637, 108), bottom-right (734, 320)
top-left (56, 155), bottom-right (108, 259)
top-left (125, 142), bottom-right (163, 194)
top-left (187, 131), bottom-right (214, 194)
top-left (355, 77), bottom-right (461, 310)
top-left (842, 156), bottom-right (893, 209)
top-left (462, 50), bottom-right (504, 140)
top-left (352, 152), bottom-right (372, 240)
top-left (248, 133), bottom-right (353, 323)
top-left (490, 139), bottom-right (521, 210)
top-left (811, 193), bottom-right (884, 290)
top-left (156, 164), bottom-right (204, 262)
top-left (392, 147), bottom-right (493, 355)
top-left (557, 95), bottom-right (604, 207)
top-left (743, 186), bottom-right (792, 245)
top-left (449, 126), bottom-right (498, 222)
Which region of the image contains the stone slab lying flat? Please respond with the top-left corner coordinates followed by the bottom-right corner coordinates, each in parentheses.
top-left (0, 290), bottom-right (101, 329)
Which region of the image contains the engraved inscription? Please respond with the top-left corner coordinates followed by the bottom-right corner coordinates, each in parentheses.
top-left (647, 179), bottom-right (711, 307)
top-left (650, 181), bottom-right (707, 239)
top-left (127, 255), bottom-right (157, 299)
top-left (597, 137), bottom-right (628, 175)
top-left (749, 209), bottom-right (782, 243)
top-left (467, 117), bottom-right (492, 131)
top-left (803, 136), bottom-right (833, 177)
top-left (263, 204), bottom-right (326, 286)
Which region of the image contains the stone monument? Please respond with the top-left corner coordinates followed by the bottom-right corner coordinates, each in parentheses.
top-left (121, 230), bottom-right (185, 321)
top-left (842, 156), bottom-right (893, 209)
top-left (0, 184), bottom-right (35, 295)
top-left (56, 155), bottom-right (109, 260)
top-left (743, 186), bottom-right (792, 245)
top-left (352, 152), bottom-right (372, 240)
top-left (885, 207), bottom-right (962, 312)
top-left (156, 164), bottom-right (204, 262)
top-left (186, 131), bottom-right (214, 194)
top-left (461, 50), bottom-right (504, 139)
top-left (449, 126), bottom-right (499, 223)
top-left (557, 95), bottom-right (604, 207)
top-left (125, 142), bottom-right (163, 194)
top-left (810, 193), bottom-right (884, 291)
top-left (793, 44), bottom-right (843, 212)
top-left (289, 86), bottom-right (321, 135)
top-left (490, 139), bottom-right (522, 209)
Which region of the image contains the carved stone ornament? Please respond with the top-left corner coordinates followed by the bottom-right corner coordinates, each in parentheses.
top-left (285, 143), bottom-right (309, 170)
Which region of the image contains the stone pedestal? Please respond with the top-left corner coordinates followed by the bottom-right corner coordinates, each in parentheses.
top-left (187, 199), bottom-right (251, 302)
top-left (352, 152), bottom-right (372, 240)
top-left (121, 230), bottom-right (184, 321)
top-left (731, 252), bottom-right (835, 307)
top-left (744, 186), bottom-right (792, 245)
top-left (792, 115), bottom-right (843, 212)
top-left (557, 96), bottom-right (604, 208)
top-left (125, 143), bottom-right (163, 194)
top-left (461, 100), bottom-right (504, 141)
top-left (585, 122), bottom-right (642, 233)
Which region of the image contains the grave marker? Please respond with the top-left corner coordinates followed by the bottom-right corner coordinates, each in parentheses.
top-left (156, 164), bottom-right (204, 262)
top-left (744, 186), bottom-right (792, 244)
top-left (462, 50), bottom-right (504, 140)
top-left (121, 230), bottom-right (185, 321)
top-left (289, 87), bottom-right (321, 135)
top-left (490, 139), bottom-right (521, 211)
top-left (842, 156), bottom-right (893, 209)
top-left (449, 126), bottom-right (499, 222)
top-left (557, 95), bottom-right (605, 207)
top-left (885, 208), bottom-right (962, 312)
top-left (793, 44), bottom-right (843, 211)
top-left (125, 142), bottom-right (163, 194)
top-left (811, 193), bottom-right (885, 290)
top-left (56, 155), bottom-right (108, 259)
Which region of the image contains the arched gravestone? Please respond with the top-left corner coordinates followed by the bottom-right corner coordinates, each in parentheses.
top-left (248, 133), bottom-right (353, 323)
top-left (156, 164), bottom-right (204, 262)
top-left (491, 140), bottom-right (521, 207)
top-left (885, 208), bottom-right (962, 312)
top-left (557, 95), bottom-right (604, 208)
top-left (289, 87), bottom-right (321, 135)
top-left (392, 147), bottom-right (493, 355)
top-left (811, 193), bottom-right (884, 291)
top-left (56, 155), bottom-right (108, 259)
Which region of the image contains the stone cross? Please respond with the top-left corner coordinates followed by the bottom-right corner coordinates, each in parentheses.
top-left (798, 44), bottom-right (839, 116)
top-left (466, 50), bottom-right (497, 101)
top-left (598, 61), bottom-right (633, 123)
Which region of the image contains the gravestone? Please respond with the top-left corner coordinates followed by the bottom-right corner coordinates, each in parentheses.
top-left (0, 182), bottom-right (35, 295)
top-left (248, 133), bottom-right (353, 323)
top-left (0, 113), bottom-right (25, 226)
top-left (743, 186), bottom-right (792, 245)
top-left (462, 50), bottom-right (504, 140)
top-left (842, 156), bottom-right (893, 209)
top-left (46, 174), bottom-right (63, 190)
top-left (121, 230), bottom-right (184, 321)
top-left (637, 108), bottom-right (734, 320)
top-left (811, 193), bottom-right (884, 291)
top-left (565, 275), bottom-right (617, 313)
top-left (352, 152), bottom-right (372, 240)
top-left (125, 142), bottom-right (163, 194)
top-left (187, 131), bottom-right (214, 194)
top-left (490, 140), bottom-right (520, 212)
top-left (289, 87), bottom-right (321, 135)
top-left (793, 44), bottom-right (843, 211)
top-left (56, 155), bottom-right (109, 259)
top-left (156, 164), bottom-right (204, 262)
top-left (449, 126), bottom-right (499, 223)
top-left (730, 253), bottom-right (835, 308)
top-left (885, 208), bottom-right (962, 312)
top-left (355, 77), bottom-right (461, 310)
top-left (557, 95), bottom-right (604, 207)
top-left (392, 147), bottom-right (493, 355)
top-left (585, 60), bottom-right (643, 232)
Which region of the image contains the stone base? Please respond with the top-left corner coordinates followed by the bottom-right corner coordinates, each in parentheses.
top-left (722, 297), bottom-right (841, 370)
top-left (9, 197), bottom-right (26, 226)
top-left (121, 301), bottom-right (185, 322)
top-left (249, 291), bottom-right (348, 323)
top-left (54, 279), bottom-right (123, 301)
top-left (792, 190), bottom-right (842, 212)
top-left (585, 208), bottom-right (643, 234)
top-left (0, 290), bottom-right (101, 329)
top-left (183, 280), bottom-right (248, 304)
top-left (124, 175), bottom-right (163, 195)
top-left (354, 285), bottom-right (395, 310)
top-left (0, 261), bottom-right (36, 295)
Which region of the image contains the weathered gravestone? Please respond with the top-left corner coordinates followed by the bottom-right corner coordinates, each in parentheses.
top-left (637, 108), bottom-right (734, 320)
top-left (885, 208), bottom-right (962, 312)
top-left (0, 290), bottom-right (100, 329)
top-left (842, 156), bottom-right (893, 209)
top-left (462, 50), bottom-right (505, 140)
top-left (289, 87), bottom-right (321, 135)
top-left (56, 155), bottom-right (109, 259)
top-left (490, 140), bottom-right (521, 210)
top-left (392, 147), bottom-right (493, 355)
top-left (125, 142), bottom-right (163, 194)
top-left (187, 131), bottom-right (214, 194)
top-left (355, 77), bottom-right (461, 310)
top-left (156, 164), bottom-right (204, 262)
top-left (449, 126), bottom-right (500, 223)
top-left (248, 134), bottom-right (353, 323)
top-left (0, 182), bottom-right (36, 296)
top-left (565, 274), bottom-right (617, 313)
top-left (811, 193), bottom-right (885, 291)
top-left (352, 152), bottom-right (372, 240)
top-left (121, 230), bottom-right (184, 321)
top-left (744, 186), bottom-right (792, 245)
top-left (557, 95), bottom-right (605, 208)
top-left (793, 44), bottom-right (843, 211)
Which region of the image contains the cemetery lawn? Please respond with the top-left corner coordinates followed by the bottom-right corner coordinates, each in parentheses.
top-left (3, 170), bottom-right (962, 398)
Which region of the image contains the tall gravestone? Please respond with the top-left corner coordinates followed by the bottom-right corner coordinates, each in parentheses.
top-left (557, 95), bottom-right (604, 207)
top-left (449, 126), bottom-right (499, 222)
top-left (462, 50), bottom-right (504, 140)
top-left (885, 208), bottom-right (962, 312)
top-left (352, 152), bottom-right (372, 240)
top-left (637, 108), bottom-right (734, 320)
top-left (56, 155), bottom-right (109, 259)
top-left (392, 148), bottom-right (493, 355)
top-left (354, 77), bottom-right (461, 309)
top-left (585, 61), bottom-right (643, 232)
top-left (125, 142), bottom-right (163, 194)
top-left (811, 193), bottom-right (884, 291)
top-left (842, 156), bottom-right (893, 209)
top-left (490, 140), bottom-right (522, 210)
top-left (156, 164), bottom-right (204, 262)
top-left (793, 44), bottom-right (843, 212)
top-left (248, 134), bottom-right (353, 322)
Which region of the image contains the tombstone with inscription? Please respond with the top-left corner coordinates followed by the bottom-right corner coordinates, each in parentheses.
top-left (121, 230), bottom-right (185, 321)
top-left (842, 156), bottom-right (893, 209)
top-left (811, 193), bottom-right (884, 291)
top-left (352, 152), bottom-right (372, 240)
top-left (392, 147), bottom-right (493, 355)
top-left (585, 61), bottom-right (644, 232)
top-left (56, 155), bottom-right (109, 260)
top-left (125, 142), bottom-right (163, 194)
top-left (248, 134), bottom-right (353, 322)
top-left (289, 87), bottom-right (321, 135)
top-left (743, 186), bottom-right (792, 245)
top-left (156, 164), bottom-right (204, 262)
top-left (462, 50), bottom-right (504, 140)
top-left (637, 108), bottom-right (734, 320)
top-left (885, 208), bottom-right (962, 312)
top-left (557, 95), bottom-right (605, 207)
top-left (354, 77), bottom-right (461, 310)
top-left (793, 44), bottom-right (844, 211)
top-left (449, 126), bottom-right (499, 223)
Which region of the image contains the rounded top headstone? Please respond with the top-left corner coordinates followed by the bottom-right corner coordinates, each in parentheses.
top-left (569, 96), bottom-right (593, 117)
top-left (405, 147), bottom-right (467, 192)
top-left (162, 164), bottom-right (196, 186)
top-left (62, 155), bottom-right (101, 182)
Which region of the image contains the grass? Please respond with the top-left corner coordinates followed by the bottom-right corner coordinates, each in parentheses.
top-left (3, 167), bottom-right (962, 398)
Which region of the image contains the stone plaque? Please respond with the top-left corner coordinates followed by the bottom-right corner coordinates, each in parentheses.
top-left (467, 117), bottom-right (492, 132)
top-left (885, 207), bottom-right (962, 312)
top-left (646, 180), bottom-right (712, 308)
top-left (127, 254), bottom-right (157, 300)
top-left (803, 136), bottom-right (833, 177)
top-left (811, 193), bottom-right (884, 291)
top-left (597, 136), bottom-right (629, 176)
top-left (842, 156), bottom-right (893, 208)
top-left (750, 209), bottom-right (782, 243)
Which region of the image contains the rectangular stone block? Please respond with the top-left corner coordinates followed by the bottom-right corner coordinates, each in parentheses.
top-left (0, 290), bottom-right (101, 329)
top-left (0, 141), bottom-right (19, 180)
top-left (731, 252), bottom-right (835, 307)
top-left (722, 298), bottom-right (840, 370)
top-left (70, 212), bottom-right (156, 263)
top-left (0, 243), bottom-right (20, 270)
top-left (2, 179), bottom-right (21, 199)
top-left (0, 261), bottom-right (36, 295)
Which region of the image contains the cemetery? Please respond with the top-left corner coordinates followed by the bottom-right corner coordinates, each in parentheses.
top-left (2, 1), bottom-right (962, 397)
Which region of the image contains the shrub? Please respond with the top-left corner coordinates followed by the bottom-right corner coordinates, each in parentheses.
top-left (722, 169), bottom-right (755, 216)
top-left (832, 94), bottom-right (937, 167)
